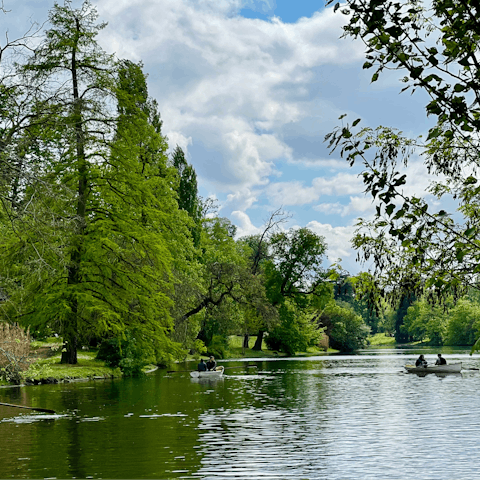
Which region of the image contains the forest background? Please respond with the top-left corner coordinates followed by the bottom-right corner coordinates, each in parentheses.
top-left (2, 0), bottom-right (480, 381)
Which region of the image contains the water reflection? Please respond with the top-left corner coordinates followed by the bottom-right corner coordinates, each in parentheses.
top-left (1, 351), bottom-right (480, 479)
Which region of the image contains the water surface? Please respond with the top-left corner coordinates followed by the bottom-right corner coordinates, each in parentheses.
top-left (1, 347), bottom-right (479, 479)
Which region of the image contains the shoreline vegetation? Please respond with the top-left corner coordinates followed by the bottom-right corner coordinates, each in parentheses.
top-left (1, 332), bottom-right (462, 388)
top-left (0, 335), bottom-right (339, 387)
top-left (0, 333), bottom-right (419, 387)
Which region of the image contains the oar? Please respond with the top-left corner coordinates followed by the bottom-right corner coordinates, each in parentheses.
top-left (0, 401), bottom-right (56, 414)
top-left (167, 365), bottom-right (258, 374)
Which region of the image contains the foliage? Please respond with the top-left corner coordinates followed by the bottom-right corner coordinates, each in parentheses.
top-left (402, 298), bottom-right (447, 346)
top-left (265, 301), bottom-right (323, 355)
top-left (320, 302), bottom-right (369, 352)
top-left (445, 298), bottom-right (480, 346)
top-left (0, 3), bottom-right (193, 364)
top-left (325, 0), bottom-right (480, 313)
top-left (97, 330), bottom-right (155, 376)
top-left (0, 323), bottom-right (31, 384)
top-left (266, 227), bottom-right (329, 306)
top-left (206, 335), bottom-right (228, 360)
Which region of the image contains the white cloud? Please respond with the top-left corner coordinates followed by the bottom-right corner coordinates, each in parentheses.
top-left (312, 173), bottom-right (364, 196)
top-left (314, 202), bottom-right (346, 216)
top-left (306, 220), bottom-right (356, 262)
top-left (266, 181), bottom-right (320, 206)
top-left (95, 0), bottom-right (365, 192)
top-left (224, 188), bottom-right (259, 212)
top-left (230, 210), bottom-right (262, 237)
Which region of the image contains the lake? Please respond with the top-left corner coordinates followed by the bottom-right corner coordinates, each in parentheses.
top-left (1, 347), bottom-right (480, 479)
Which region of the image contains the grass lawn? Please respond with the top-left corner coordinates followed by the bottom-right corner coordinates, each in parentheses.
top-left (24, 350), bottom-right (122, 382)
top-left (367, 333), bottom-right (396, 346)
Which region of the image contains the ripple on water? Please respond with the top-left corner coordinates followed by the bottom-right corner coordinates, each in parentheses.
top-left (191, 359), bottom-right (480, 480)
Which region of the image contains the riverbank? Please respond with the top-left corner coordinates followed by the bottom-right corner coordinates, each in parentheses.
top-left (1, 334), bottom-right (355, 387)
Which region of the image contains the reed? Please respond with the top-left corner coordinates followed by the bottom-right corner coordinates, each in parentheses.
top-left (0, 323), bottom-right (31, 384)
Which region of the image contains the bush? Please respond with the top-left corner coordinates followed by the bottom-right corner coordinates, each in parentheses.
top-left (0, 323), bottom-right (31, 384)
top-left (321, 302), bottom-right (369, 352)
top-left (265, 303), bottom-right (322, 356)
top-left (445, 298), bottom-right (480, 346)
top-left (206, 335), bottom-right (228, 359)
top-left (97, 330), bottom-right (155, 377)
top-left (402, 299), bottom-right (447, 345)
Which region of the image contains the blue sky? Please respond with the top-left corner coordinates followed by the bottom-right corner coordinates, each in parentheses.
top-left (5, 0), bottom-right (437, 275)
top-left (240, 0), bottom-right (323, 21)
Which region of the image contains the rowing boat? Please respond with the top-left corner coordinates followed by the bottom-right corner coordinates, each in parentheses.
top-left (404, 362), bottom-right (462, 374)
top-left (190, 366), bottom-right (224, 378)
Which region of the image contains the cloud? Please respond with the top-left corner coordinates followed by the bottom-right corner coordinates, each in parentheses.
top-left (230, 210), bottom-right (262, 237)
top-left (306, 220), bottom-right (356, 263)
top-left (311, 173), bottom-right (364, 196)
top-left (263, 172), bottom-right (365, 209)
top-left (265, 181), bottom-right (320, 206)
top-left (95, 0), bottom-right (365, 194)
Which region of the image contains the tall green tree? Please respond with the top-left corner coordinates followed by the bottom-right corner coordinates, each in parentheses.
top-left (0, 2), bottom-right (190, 364)
top-left (171, 146), bottom-right (201, 246)
top-left (254, 227), bottom-right (330, 350)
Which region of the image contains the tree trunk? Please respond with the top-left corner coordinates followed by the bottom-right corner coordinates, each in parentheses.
top-left (61, 334), bottom-right (78, 364)
top-left (252, 330), bottom-right (264, 351)
top-left (60, 20), bottom-right (85, 365)
top-left (61, 301), bottom-right (78, 364)
top-left (243, 334), bottom-right (249, 349)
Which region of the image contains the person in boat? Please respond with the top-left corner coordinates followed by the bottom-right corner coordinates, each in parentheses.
top-left (415, 354), bottom-right (427, 367)
top-left (206, 356), bottom-right (217, 371)
top-left (435, 353), bottom-right (447, 365)
top-left (197, 359), bottom-right (207, 372)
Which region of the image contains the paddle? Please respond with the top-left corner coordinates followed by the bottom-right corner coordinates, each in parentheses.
top-left (167, 365), bottom-right (258, 374)
top-left (0, 401), bottom-right (56, 414)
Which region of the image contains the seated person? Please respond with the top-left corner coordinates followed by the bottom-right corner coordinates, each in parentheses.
top-left (206, 356), bottom-right (217, 371)
top-left (415, 354), bottom-right (427, 367)
top-left (435, 353), bottom-right (447, 365)
top-left (197, 358), bottom-right (207, 371)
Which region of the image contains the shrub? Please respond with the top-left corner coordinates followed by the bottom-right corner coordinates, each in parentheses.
top-left (206, 335), bottom-right (228, 359)
top-left (0, 323), bottom-right (31, 384)
top-left (321, 302), bottom-right (369, 351)
top-left (265, 303), bottom-right (322, 355)
top-left (445, 298), bottom-right (480, 346)
top-left (97, 330), bottom-right (155, 377)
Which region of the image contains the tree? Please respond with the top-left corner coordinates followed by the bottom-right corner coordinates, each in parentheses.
top-left (445, 297), bottom-right (480, 346)
top-left (326, 0), bottom-right (480, 316)
top-left (254, 227), bottom-right (330, 351)
top-left (265, 300), bottom-right (322, 355)
top-left (402, 298), bottom-right (448, 345)
top-left (171, 146), bottom-right (201, 246)
top-left (318, 302), bottom-right (369, 352)
top-left (9, 0), bottom-right (115, 363)
top-left (0, 2), bottom-right (190, 365)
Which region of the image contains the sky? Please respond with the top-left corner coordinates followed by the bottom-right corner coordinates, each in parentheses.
top-left (3, 0), bottom-right (439, 274)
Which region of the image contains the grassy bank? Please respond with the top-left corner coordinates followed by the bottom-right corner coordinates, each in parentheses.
top-left (23, 350), bottom-right (122, 384)
top-left (367, 333), bottom-right (397, 346)
top-left (7, 335), bottom-right (337, 386)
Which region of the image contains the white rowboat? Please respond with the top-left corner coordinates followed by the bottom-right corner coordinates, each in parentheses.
top-left (404, 362), bottom-right (462, 374)
top-left (190, 366), bottom-right (224, 378)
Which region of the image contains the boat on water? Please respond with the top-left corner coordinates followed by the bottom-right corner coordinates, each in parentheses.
top-left (190, 366), bottom-right (225, 378)
top-left (404, 362), bottom-right (462, 374)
